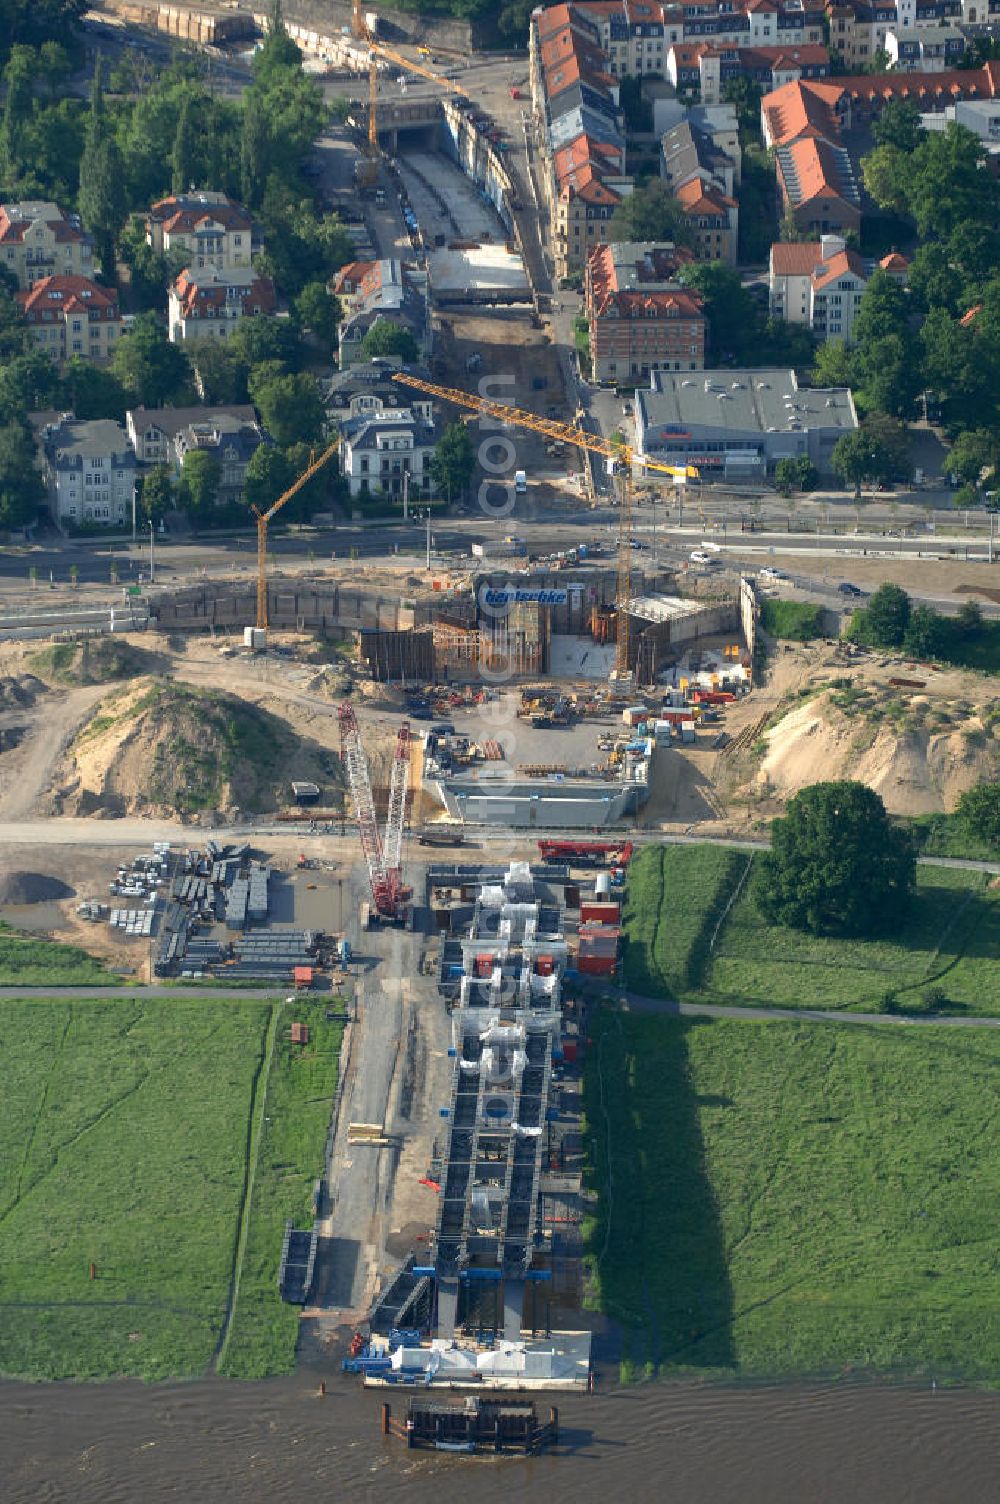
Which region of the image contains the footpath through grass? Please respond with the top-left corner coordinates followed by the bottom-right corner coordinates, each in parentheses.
top-left (0, 923), bottom-right (117, 986)
top-left (585, 1012), bottom-right (1000, 1383)
top-left (707, 862), bottom-right (1000, 1015)
top-left (621, 845), bottom-right (750, 1000)
top-left (220, 999), bottom-right (343, 1379)
top-left (622, 845), bottom-right (1000, 1016)
top-left (0, 997), bottom-right (341, 1382)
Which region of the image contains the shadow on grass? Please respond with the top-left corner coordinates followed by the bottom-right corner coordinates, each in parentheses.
top-left (585, 1008), bottom-right (734, 1377)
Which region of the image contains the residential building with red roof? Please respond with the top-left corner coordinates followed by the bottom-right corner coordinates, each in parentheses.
top-left (16, 275), bottom-right (122, 364)
top-left (146, 192), bottom-right (254, 270)
top-left (696, 43), bottom-right (830, 104)
top-left (769, 233), bottom-right (871, 340)
top-left (0, 201), bottom-right (94, 290)
top-left (879, 251), bottom-right (910, 283)
top-left (775, 136), bottom-right (861, 235)
top-left (584, 240), bottom-right (705, 380)
top-left (167, 265), bottom-right (276, 343)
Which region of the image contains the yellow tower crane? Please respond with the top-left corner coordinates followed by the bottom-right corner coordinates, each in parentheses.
top-left (391, 372), bottom-right (698, 678)
top-left (253, 441), bottom-right (339, 633)
top-left (352, 1), bottom-right (468, 181)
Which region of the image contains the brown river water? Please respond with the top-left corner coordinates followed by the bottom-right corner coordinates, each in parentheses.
top-left (3, 1369), bottom-right (998, 1504)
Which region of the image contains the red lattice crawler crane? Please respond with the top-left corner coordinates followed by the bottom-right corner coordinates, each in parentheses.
top-left (338, 703), bottom-right (412, 922)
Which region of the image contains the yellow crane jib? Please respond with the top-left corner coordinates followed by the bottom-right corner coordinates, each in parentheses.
top-left (391, 372), bottom-right (698, 677)
top-left (252, 440), bottom-right (339, 633)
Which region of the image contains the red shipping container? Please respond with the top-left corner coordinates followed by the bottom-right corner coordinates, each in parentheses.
top-left (561, 1039), bottom-right (578, 1063)
top-left (577, 953), bottom-right (617, 976)
top-left (580, 902), bottom-right (621, 924)
top-left (536, 954), bottom-right (554, 975)
top-left (476, 954), bottom-right (493, 977)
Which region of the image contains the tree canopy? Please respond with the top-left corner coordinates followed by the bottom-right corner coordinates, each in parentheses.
top-left (755, 782), bottom-right (915, 938)
top-left (609, 181), bottom-right (695, 249)
top-left (360, 320), bottom-right (419, 363)
top-left (431, 422), bottom-right (476, 502)
top-left (111, 313), bottom-right (193, 407)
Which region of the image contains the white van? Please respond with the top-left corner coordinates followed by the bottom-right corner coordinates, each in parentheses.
top-left (514, 470), bottom-right (527, 494)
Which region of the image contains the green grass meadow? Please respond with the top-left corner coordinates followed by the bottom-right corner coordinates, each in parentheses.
top-left (0, 923), bottom-right (117, 986)
top-left (622, 845), bottom-right (1000, 1015)
top-left (0, 997), bottom-right (340, 1382)
top-left (585, 1013), bottom-right (1000, 1383)
top-left (220, 1001), bottom-right (343, 1378)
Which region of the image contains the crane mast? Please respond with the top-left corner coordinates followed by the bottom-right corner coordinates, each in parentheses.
top-left (384, 719), bottom-right (411, 882)
top-left (338, 703), bottom-right (411, 920)
top-left (390, 372), bottom-right (698, 682)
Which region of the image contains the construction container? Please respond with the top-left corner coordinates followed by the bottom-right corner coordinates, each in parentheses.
top-left (594, 872), bottom-right (612, 899)
top-left (564, 883), bottom-right (581, 908)
top-left (561, 1039), bottom-right (578, 1064)
top-left (244, 626), bottom-right (266, 652)
top-left (535, 954), bottom-right (554, 976)
top-left (653, 719), bottom-right (673, 744)
top-left (293, 967), bottom-right (314, 989)
top-left (681, 720), bottom-right (696, 743)
top-left (475, 953), bottom-right (493, 978)
top-left (577, 928), bottom-right (619, 975)
top-left (581, 901), bottom-right (620, 924)
top-left (623, 705), bottom-right (646, 727)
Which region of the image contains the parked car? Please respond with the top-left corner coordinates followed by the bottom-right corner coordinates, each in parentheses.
top-left (838, 582), bottom-right (864, 597)
top-left (759, 566), bottom-right (786, 580)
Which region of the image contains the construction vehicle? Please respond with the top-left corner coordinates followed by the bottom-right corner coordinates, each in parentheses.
top-left (392, 373), bottom-right (698, 681)
top-left (352, 1), bottom-right (468, 187)
top-left (251, 441), bottom-right (338, 636)
top-left (338, 702), bottom-right (412, 923)
top-left (537, 839), bottom-right (635, 868)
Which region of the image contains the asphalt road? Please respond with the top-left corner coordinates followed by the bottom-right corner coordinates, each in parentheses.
top-left (1, 980), bottom-right (996, 1029)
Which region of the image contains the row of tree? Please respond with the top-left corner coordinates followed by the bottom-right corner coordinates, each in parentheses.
top-left (846, 581), bottom-right (992, 666)
top-left (806, 106), bottom-right (1000, 485)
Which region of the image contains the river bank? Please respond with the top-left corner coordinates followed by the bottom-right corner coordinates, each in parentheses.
top-left (3, 1368), bottom-right (998, 1503)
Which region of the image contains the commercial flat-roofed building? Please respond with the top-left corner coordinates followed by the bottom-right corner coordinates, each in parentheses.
top-left (634, 367), bottom-right (857, 477)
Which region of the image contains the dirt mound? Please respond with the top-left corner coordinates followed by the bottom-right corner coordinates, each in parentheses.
top-left (29, 639), bottom-right (157, 687)
top-left (58, 678), bottom-right (340, 819)
top-left (0, 674), bottom-right (44, 707)
top-left (0, 871), bottom-right (74, 903)
top-left (757, 685), bottom-right (1000, 815)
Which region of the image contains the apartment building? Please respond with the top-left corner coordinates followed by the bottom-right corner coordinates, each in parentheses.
top-left (146, 192), bottom-right (255, 269)
top-left (661, 116), bottom-right (740, 262)
top-left (336, 260), bottom-right (430, 369)
top-left (16, 275), bottom-right (122, 364)
top-left (885, 23), bottom-right (966, 69)
top-left (126, 404), bottom-right (268, 505)
top-left (167, 265), bottom-right (276, 342)
top-left (39, 417), bottom-right (137, 529)
top-left (694, 42), bottom-right (831, 103)
top-left (339, 407), bottom-right (436, 500)
top-left (585, 240), bottom-right (705, 381)
top-left (0, 202), bottom-right (95, 290)
top-left (769, 233), bottom-right (870, 339)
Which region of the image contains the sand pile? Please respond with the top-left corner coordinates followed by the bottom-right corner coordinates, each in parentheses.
top-left (0, 871), bottom-right (74, 903)
top-left (757, 688), bottom-right (999, 815)
top-left (58, 677), bottom-right (338, 818)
